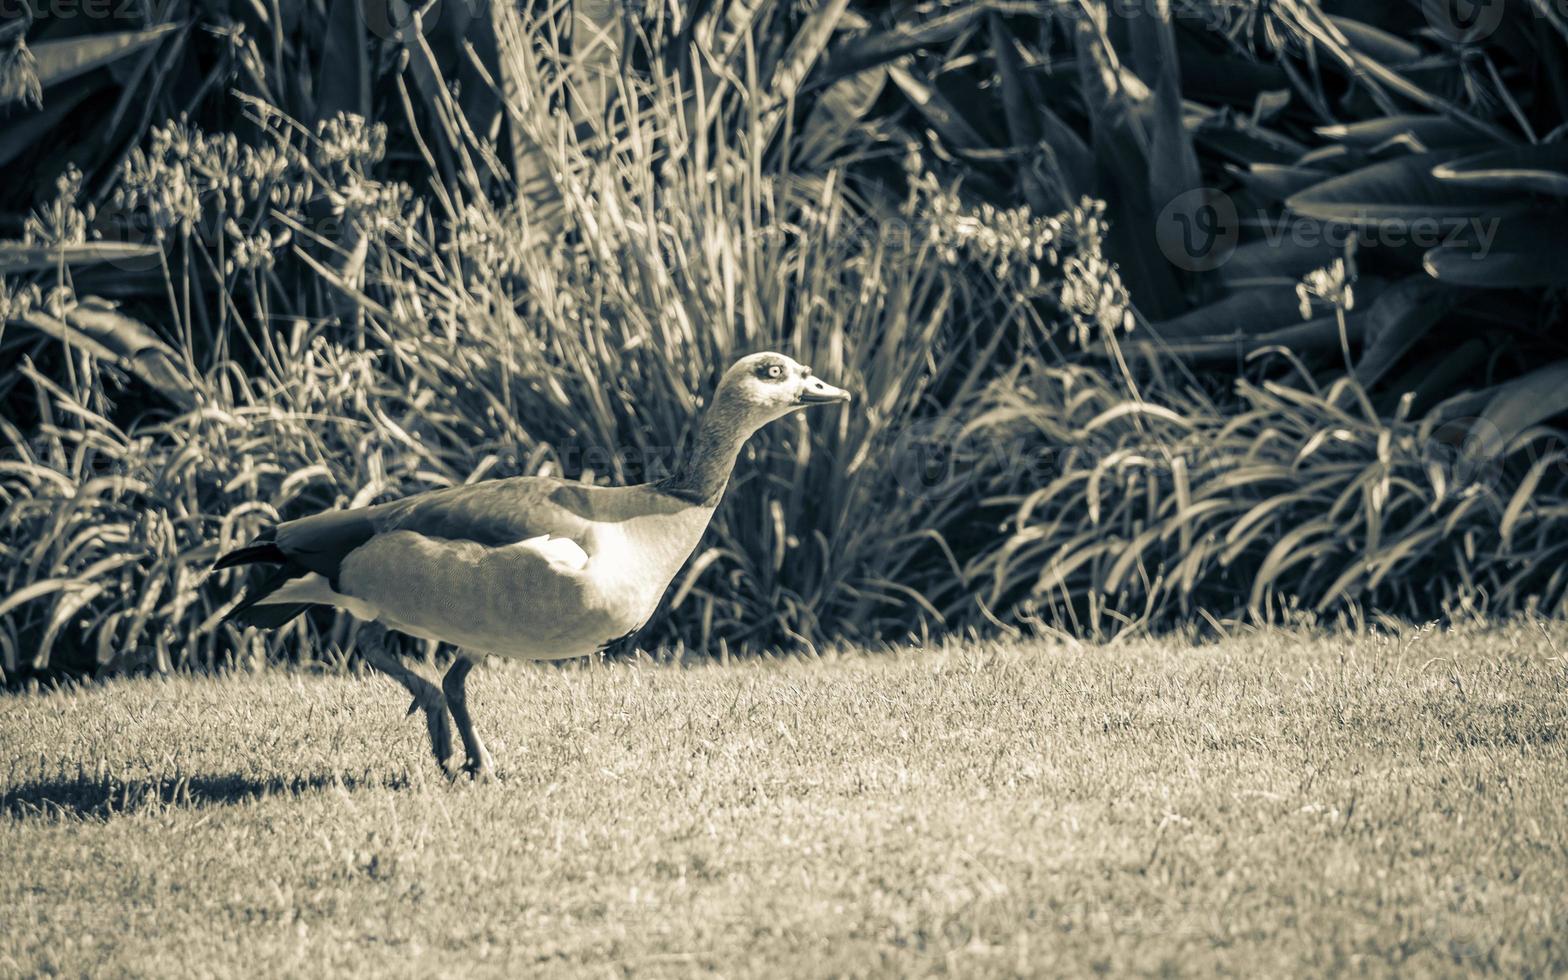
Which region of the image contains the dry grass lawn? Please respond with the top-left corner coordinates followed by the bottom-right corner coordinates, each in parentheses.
top-left (3, 624), bottom-right (1566, 977)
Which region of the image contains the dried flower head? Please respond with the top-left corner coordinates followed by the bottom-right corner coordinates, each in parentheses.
top-left (1297, 258), bottom-right (1354, 320)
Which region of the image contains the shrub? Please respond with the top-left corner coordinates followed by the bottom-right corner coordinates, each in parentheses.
top-left (962, 357), bottom-right (1568, 638)
top-left (0, 6), bottom-right (1127, 681)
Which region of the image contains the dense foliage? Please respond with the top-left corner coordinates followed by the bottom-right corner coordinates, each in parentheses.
top-left (2, 0), bottom-right (1566, 679)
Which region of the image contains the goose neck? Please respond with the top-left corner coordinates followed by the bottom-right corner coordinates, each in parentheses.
top-left (658, 401), bottom-right (752, 506)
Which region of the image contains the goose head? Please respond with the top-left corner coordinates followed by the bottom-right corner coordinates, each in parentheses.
top-left (709, 352), bottom-right (852, 433)
top-left (662, 352), bottom-right (851, 504)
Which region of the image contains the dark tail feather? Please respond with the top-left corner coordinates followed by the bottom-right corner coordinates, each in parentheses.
top-left (214, 540), bottom-right (288, 570)
top-left (220, 548), bottom-right (313, 630)
top-left (228, 600), bottom-right (313, 629)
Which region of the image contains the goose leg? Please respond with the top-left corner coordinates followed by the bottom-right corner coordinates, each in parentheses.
top-left (359, 622), bottom-right (457, 776)
top-left (442, 655), bottom-right (494, 780)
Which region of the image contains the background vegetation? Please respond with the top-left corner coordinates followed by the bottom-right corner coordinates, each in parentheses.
top-left (3, 0), bottom-right (1568, 680)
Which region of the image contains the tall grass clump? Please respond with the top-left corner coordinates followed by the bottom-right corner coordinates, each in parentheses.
top-left (295, 7), bottom-right (1128, 656)
top-left (0, 5), bottom-right (1128, 680)
top-left (960, 356), bottom-right (1568, 639)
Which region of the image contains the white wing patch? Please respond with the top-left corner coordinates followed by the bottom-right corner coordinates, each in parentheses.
top-left (256, 572), bottom-right (382, 621)
top-left (518, 533), bottom-right (590, 570)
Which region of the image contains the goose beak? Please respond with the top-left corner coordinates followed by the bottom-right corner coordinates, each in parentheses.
top-left (798, 376), bottom-right (852, 406)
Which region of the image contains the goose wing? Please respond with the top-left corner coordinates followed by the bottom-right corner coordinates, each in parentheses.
top-left (217, 476), bottom-right (601, 625)
top-left (291, 477), bottom-right (596, 579)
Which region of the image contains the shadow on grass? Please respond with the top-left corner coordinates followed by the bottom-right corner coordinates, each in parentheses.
top-left (2, 770), bottom-right (411, 821)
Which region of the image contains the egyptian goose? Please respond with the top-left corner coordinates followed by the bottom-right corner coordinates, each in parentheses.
top-left (214, 352), bottom-right (851, 778)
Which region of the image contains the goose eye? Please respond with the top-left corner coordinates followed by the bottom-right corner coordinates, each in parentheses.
top-left (760, 364), bottom-right (785, 381)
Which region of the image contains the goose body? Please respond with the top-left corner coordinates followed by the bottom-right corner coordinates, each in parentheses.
top-left (252, 479), bottom-right (717, 660)
top-left (214, 352), bottom-right (851, 776)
